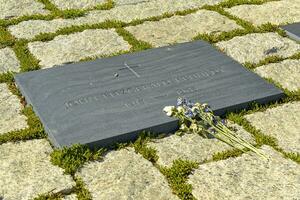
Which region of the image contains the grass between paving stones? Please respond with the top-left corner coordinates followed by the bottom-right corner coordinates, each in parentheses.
top-left (0, 0), bottom-right (114, 27)
top-left (159, 160), bottom-right (198, 200)
top-left (37, 0), bottom-right (115, 19)
top-left (33, 177), bottom-right (92, 200)
top-left (243, 52), bottom-right (300, 69)
top-left (0, 27), bottom-right (16, 48)
top-left (0, 105), bottom-right (46, 144)
top-left (50, 144), bottom-right (105, 175)
top-left (12, 40), bottom-right (41, 71)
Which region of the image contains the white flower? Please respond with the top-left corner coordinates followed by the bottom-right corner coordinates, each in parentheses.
top-left (163, 106), bottom-right (175, 116)
top-left (177, 106), bottom-right (185, 113)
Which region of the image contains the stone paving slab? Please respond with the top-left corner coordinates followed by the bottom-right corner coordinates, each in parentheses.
top-left (0, 47), bottom-right (20, 73)
top-left (225, 0), bottom-right (300, 26)
top-left (63, 194), bottom-right (77, 200)
top-left (0, 83), bottom-right (27, 134)
top-left (148, 123), bottom-right (255, 167)
top-left (125, 10), bottom-right (242, 47)
top-left (216, 32), bottom-right (300, 64)
top-left (76, 148), bottom-right (179, 200)
top-left (245, 102), bottom-right (300, 154)
top-left (28, 29), bottom-right (131, 68)
top-left (50, 0), bottom-right (106, 10)
top-left (188, 145), bottom-right (300, 200)
top-left (0, 139), bottom-right (75, 200)
top-left (255, 59), bottom-right (300, 91)
top-left (0, 0), bottom-right (49, 20)
top-left (8, 0), bottom-right (225, 40)
top-left (114, 0), bottom-right (153, 6)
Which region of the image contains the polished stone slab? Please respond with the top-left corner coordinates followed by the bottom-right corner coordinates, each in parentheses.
top-left (15, 41), bottom-right (284, 149)
top-left (282, 22), bottom-right (300, 42)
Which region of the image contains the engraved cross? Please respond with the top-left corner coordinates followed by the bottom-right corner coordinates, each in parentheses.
top-left (118, 62), bottom-right (141, 78)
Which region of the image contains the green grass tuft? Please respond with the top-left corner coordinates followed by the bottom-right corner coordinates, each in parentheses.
top-left (132, 132), bottom-right (159, 163)
top-left (159, 159), bottom-right (198, 200)
top-left (218, 0), bottom-right (279, 8)
top-left (74, 177), bottom-right (93, 200)
top-left (0, 72), bottom-right (15, 83)
top-left (13, 40), bottom-right (40, 72)
top-left (212, 148), bottom-right (245, 161)
top-left (0, 27), bottom-right (16, 48)
top-left (115, 28), bottom-right (153, 52)
top-left (50, 144), bottom-right (105, 175)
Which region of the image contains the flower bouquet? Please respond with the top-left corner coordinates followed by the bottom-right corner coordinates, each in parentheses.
top-left (163, 97), bottom-right (268, 160)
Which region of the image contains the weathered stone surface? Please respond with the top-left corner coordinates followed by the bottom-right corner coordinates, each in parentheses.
top-left (245, 102), bottom-right (300, 154)
top-left (0, 0), bottom-right (49, 19)
top-left (216, 33), bottom-right (300, 64)
top-left (255, 59), bottom-right (300, 91)
top-left (0, 83), bottom-right (27, 134)
top-left (226, 0), bottom-right (300, 26)
top-left (9, 0), bottom-right (225, 39)
top-left (63, 194), bottom-right (77, 200)
top-left (188, 145), bottom-right (300, 200)
top-left (125, 10), bottom-right (242, 47)
top-left (28, 29), bottom-right (131, 68)
top-left (50, 0), bottom-right (106, 10)
top-left (0, 139), bottom-right (75, 200)
top-left (148, 122), bottom-right (255, 167)
top-left (77, 148), bottom-right (179, 200)
top-left (114, 0), bottom-right (153, 6)
top-left (0, 47), bottom-right (20, 73)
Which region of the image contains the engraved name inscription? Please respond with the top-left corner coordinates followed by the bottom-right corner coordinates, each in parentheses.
top-left (64, 67), bottom-right (225, 109)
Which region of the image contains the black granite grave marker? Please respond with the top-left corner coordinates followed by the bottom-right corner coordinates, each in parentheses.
top-left (15, 41), bottom-right (284, 149)
top-left (282, 22), bottom-right (300, 42)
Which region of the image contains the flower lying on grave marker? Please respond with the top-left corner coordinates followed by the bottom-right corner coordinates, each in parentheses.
top-left (163, 97), bottom-right (268, 160)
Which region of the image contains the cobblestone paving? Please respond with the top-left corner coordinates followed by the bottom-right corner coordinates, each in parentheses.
top-left (148, 123), bottom-right (254, 167)
top-left (28, 29), bottom-right (131, 68)
top-left (77, 148), bottom-right (179, 200)
top-left (216, 32), bottom-right (300, 64)
top-left (125, 10), bottom-right (242, 47)
top-left (50, 0), bottom-right (107, 10)
top-left (9, 0), bottom-right (224, 40)
top-left (188, 145), bottom-right (300, 199)
top-left (0, 83), bottom-right (27, 134)
top-left (0, 139), bottom-right (75, 200)
top-left (226, 0), bottom-right (300, 26)
top-left (0, 47), bottom-right (20, 73)
top-left (0, 0), bottom-right (49, 19)
top-left (0, 0), bottom-right (299, 199)
top-left (255, 59), bottom-right (300, 91)
top-left (245, 102), bottom-right (300, 154)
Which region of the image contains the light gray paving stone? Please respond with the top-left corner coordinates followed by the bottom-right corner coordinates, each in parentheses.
top-left (77, 148), bottom-right (179, 200)
top-left (114, 0), bottom-right (153, 6)
top-left (9, 0), bottom-right (225, 40)
top-left (0, 0), bottom-right (49, 19)
top-left (50, 0), bottom-right (106, 10)
top-left (188, 145), bottom-right (300, 200)
top-left (148, 122), bottom-right (255, 167)
top-left (0, 47), bottom-right (20, 73)
top-left (28, 29), bottom-right (131, 68)
top-left (245, 102), bottom-right (300, 154)
top-left (216, 32), bottom-right (300, 64)
top-left (125, 10), bottom-right (242, 47)
top-left (226, 0), bottom-right (300, 26)
top-left (0, 83), bottom-right (27, 134)
top-left (254, 59), bottom-right (300, 91)
top-left (0, 139), bottom-right (75, 200)
top-left (62, 194), bottom-right (77, 200)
